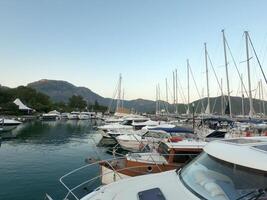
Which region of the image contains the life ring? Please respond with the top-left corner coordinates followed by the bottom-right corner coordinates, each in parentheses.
top-left (168, 136), bottom-right (183, 143)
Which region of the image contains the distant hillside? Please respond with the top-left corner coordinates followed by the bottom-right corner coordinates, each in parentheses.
top-left (28, 79), bottom-right (267, 114)
top-left (28, 79), bottom-right (109, 105)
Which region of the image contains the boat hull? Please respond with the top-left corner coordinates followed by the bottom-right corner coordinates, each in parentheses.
top-left (100, 159), bottom-right (180, 185)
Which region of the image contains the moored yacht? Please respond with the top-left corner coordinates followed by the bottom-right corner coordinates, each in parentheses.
top-left (0, 118), bottom-right (22, 132)
top-left (77, 137), bottom-right (267, 200)
top-left (100, 139), bottom-right (206, 184)
top-left (98, 117), bottom-right (150, 133)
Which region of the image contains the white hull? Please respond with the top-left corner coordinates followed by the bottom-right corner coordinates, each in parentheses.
top-left (101, 165), bottom-right (130, 185)
top-left (78, 115), bottom-right (90, 120)
top-left (117, 139), bottom-right (148, 152)
top-left (2, 125), bottom-right (18, 131)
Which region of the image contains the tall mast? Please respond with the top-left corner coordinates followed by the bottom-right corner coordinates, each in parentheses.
top-left (175, 69), bottom-right (178, 114)
top-left (116, 74), bottom-right (122, 111)
top-left (173, 71), bottom-right (176, 113)
top-left (241, 74), bottom-right (245, 116)
top-left (221, 78), bottom-right (224, 115)
top-left (155, 85), bottom-right (158, 114)
top-left (187, 59), bottom-right (190, 114)
top-left (165, 78), bottom-right (168, 113)
top-left (222, 30), bottom-right (232, 117)
top-left (122, 88), bottom-right (124, 109)
top-left (245, 31), bottom-right (254, 117)
top-left (204, 43), bottom-right (210, 114)
top-left (158, 84), bottom-right (161, 114)
top-left (258, 81), bottom-right (262, 115)
top-left (261, 79), bottom-right (265, 116)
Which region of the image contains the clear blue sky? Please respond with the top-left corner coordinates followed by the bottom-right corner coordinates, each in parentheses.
top-left (0, 0), bottom-right (266, 102)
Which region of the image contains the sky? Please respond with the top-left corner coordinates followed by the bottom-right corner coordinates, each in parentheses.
top-left (0, 0), bottom-right (267, 102)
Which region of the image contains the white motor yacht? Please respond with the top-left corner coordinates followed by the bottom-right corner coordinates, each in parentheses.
top-left (77, 137), bottom-right (267, 200)
top-left (98, 117), bottom-right (150, 132)
top-left (0, 118), bottom-right (22, 132)
top-left (68, 112), bottom-right (79, 120)
top-left (116, 130), bottom-right (171, 152)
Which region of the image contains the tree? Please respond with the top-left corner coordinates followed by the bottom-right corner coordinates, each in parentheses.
top-left (68, 95), bottom-right (87, 110)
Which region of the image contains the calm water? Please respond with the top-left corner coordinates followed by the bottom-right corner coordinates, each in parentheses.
top-left (0, 120), bottom-right (111, 200)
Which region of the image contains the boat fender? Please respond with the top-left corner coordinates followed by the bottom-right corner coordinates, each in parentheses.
top-left (168, 136), bottom-right (183, 143)
top-left (245, 131), bottom-right (252, 137)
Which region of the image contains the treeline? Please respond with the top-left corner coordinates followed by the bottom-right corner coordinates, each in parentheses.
top-left (0, 86), bottom-right (107, 115)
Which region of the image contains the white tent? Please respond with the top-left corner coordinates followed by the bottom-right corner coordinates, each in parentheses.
top-left (13, 98), bottom-right (33, 111)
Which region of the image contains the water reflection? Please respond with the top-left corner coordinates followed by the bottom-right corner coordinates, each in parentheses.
top-left (0, 119), bottom-right (107, 200)
top-left (7, 120), bottom-right (101, 145)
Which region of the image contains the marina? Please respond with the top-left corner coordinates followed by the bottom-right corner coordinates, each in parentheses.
top-left (1, 1), bottom-right (267, 199)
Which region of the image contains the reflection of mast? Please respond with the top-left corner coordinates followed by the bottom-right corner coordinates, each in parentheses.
top-left (222, 30), bottom-right (232, 117)
top-left (245, 31), bottom-right (254, 117)
top-left (204, 43), bottom-right (210, 114)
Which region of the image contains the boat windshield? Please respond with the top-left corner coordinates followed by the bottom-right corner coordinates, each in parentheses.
top-left (180, 152), bottom-right (267, 200)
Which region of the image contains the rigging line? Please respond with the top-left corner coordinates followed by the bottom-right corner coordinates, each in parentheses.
top-left (248, 33), bottom-right (267, 85)
top-left (211, 94), bottom-right (219, 114)
top-left (176, 75), bottom-right (188, 111)
top-left (188, 63), bottom-right (204, 112)
top-left (207, 51), bottom-right (228, 106)
top-left (108, 79), bottom-right (119, 112)
top-left (225, 36), bottom-right (249, 97)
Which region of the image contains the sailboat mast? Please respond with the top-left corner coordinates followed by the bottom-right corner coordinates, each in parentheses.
top-left (187, 59), bottom-right (190, 114)
top-left (175, 69), bottom-right (178, 114)
top-left (221, 78), bottom-right (224, 115)
top-left (155, 85), bottom-right (158, 114)
top-left (173, 71), bottom-right (176, 113)
top-left (245, 31), bottom-right (254, 117)
top-left (204, 43), bottom-right (210, 114)
top-left (222, 30), bottom-right (232, 117)
top-left (165, 78), bottom-right (168, 113)
top-left (258, 81), bottom-right (262, 115)
top-left (261, 79), bottom-right (265, 116)
top-left (116, 74), bottom-right (122, 111)
top-left (241, 74), bottom-right (245, 116)
top-left (158, 84), bottom-right (161, 114)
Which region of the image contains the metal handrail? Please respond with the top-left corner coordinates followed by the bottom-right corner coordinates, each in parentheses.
top-left (60, 158), bottom-right (170, 200)
top-left (60, 157), bottom-right (125, 200)
top-left (59, 152), bottom-right (200, 200)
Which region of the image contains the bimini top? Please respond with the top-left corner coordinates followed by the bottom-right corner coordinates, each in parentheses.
top-left (204, 137), bottom-right (267, 171)
top-left (148, 126), bottom-right (193, 134)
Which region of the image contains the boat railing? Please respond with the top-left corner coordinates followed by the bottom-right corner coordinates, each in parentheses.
top-left (59, 156), bottom-right (125, 200)
top-left (58, 151), bottom-right (195, 200)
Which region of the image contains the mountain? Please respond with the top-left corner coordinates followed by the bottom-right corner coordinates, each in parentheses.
top-left (28, 79), bottom-right (267, 114)
top-left (28, 79), bottom-right (109, 105)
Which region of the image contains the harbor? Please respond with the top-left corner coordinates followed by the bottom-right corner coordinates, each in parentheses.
top-left (1, 1), bottom-right (267, 199)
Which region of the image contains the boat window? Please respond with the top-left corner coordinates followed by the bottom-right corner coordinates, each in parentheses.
top-left (172, 151), bottom-right (198, 163)
top-left (180, 152), bottom-right (267, 200)
top-left (121, 120), bottom-right (132, 125)
top-left (158, 143), bottom-right (169, 160)
top-left (143, 131), bottom-right (167, 138)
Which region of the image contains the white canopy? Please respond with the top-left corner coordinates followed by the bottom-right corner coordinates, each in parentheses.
top-left (13, 98), bottom-right (33, 111)
top-left (48, 110), bottom-right (60, 115)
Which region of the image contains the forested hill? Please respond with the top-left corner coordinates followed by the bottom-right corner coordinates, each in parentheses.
top-left (27, 79), bottom-right (267, 115)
